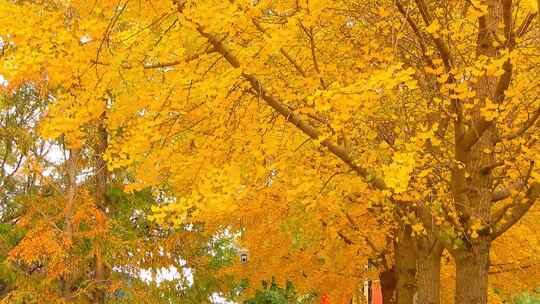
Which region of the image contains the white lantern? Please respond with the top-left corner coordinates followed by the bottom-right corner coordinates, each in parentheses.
top-left (239, 249), bottom-right (249, 264)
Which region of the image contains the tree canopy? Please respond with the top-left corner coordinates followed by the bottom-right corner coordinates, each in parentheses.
top-left (1, 0), bottom-right (540, 303)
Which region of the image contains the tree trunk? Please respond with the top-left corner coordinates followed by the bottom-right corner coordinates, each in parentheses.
top-left (538, 0), bottom-right (540, 28)
top-left (395, 225), bottom-right (416, 304)
top-left (94, 244), bottom-right (106, 303)
top-left (415, 238), bottom-right (443, 304)
top-left (380, 266), bottom-right (396, 304)
top-left (62, 148), bottom-right (79, 300)
top-left (450, 0), bottom-right (501, 303)
top-left (454, 243), bottom-right (490, 304)
top-left (93, 120), bottom-right (108, 303)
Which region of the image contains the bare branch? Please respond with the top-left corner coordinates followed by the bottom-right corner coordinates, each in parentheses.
top-left (251, 18), bottom-right (308, 78)
top-left (395, 0), bottom-right (434, 67)
top-left (90, 48), bottom-right (216, 70)
top-left (503, 106), bottom-right (540, 140)
top-left (299, 22), bottom-right (327, 88)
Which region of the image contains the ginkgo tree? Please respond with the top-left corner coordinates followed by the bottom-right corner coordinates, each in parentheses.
top-left (0, 82), bottom-right (236, 303)
top-left (1, 0), bottom-right (540, 303)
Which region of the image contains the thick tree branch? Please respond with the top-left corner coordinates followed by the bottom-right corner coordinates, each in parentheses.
top-left (459, 119), bottom-right (492, 150)
top-left (489, 261), bottom-right (540, 274)
top-left (479, 161), bottom-right (504, 175)
top-left (413, 0), bottom-right (452, 69)
top-left (0, 139), bottom-right (11, 179)
top-left (491, 181), bottom-right (540, 240)
top-left (502, 0), bottom-right (513, 43)
top-left (491, 187), bottom-right (512, 202)
top-left (337, 230), bottom-right (355, 245)
top-left (492, 161), bottom-right (533, 223)
top-left (516, 13), bottom-right (536, 38)
top-left (491, 199), bottom-right (513, 227)
top-left (493, 0), bottom-right (514, 103)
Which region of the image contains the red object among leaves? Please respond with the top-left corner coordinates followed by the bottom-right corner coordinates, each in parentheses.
top-left (372, 280), bottom-right (383, 304)
top-left (321, 294), bottom-right (330, 304)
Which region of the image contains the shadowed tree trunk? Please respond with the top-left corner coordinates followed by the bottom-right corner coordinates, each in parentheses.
top-left (395, 225), bottom-right (416, 304)
top-left (415, 236), bottom-right (443, 304)
top-left (414, 204), bottom-right (443, 304)
top-left (455, 243), bottom-right (490, 304)
top-left (380, 265), bottom-right (396, 304)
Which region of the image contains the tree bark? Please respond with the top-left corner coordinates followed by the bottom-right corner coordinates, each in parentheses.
top-left (454, 243), bottom-right (490, 304)
top-left (395, 225), bottom-right (416, 304)
top-left (62, 148), bottom-right (79, 300)
top-left (380, 266), bottom-right (396, 304)
top-left (537, 0), bottom-right (540, 27)
top-left (93, 120), bottom-right (108, 303)
top-left (450, 1), bottom-right (502, 303)
top-left (415, 237), bottom-right (443, 304)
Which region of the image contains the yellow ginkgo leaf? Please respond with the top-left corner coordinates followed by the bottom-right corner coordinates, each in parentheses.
top-left (426, 20), bottom-right (441, 35)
